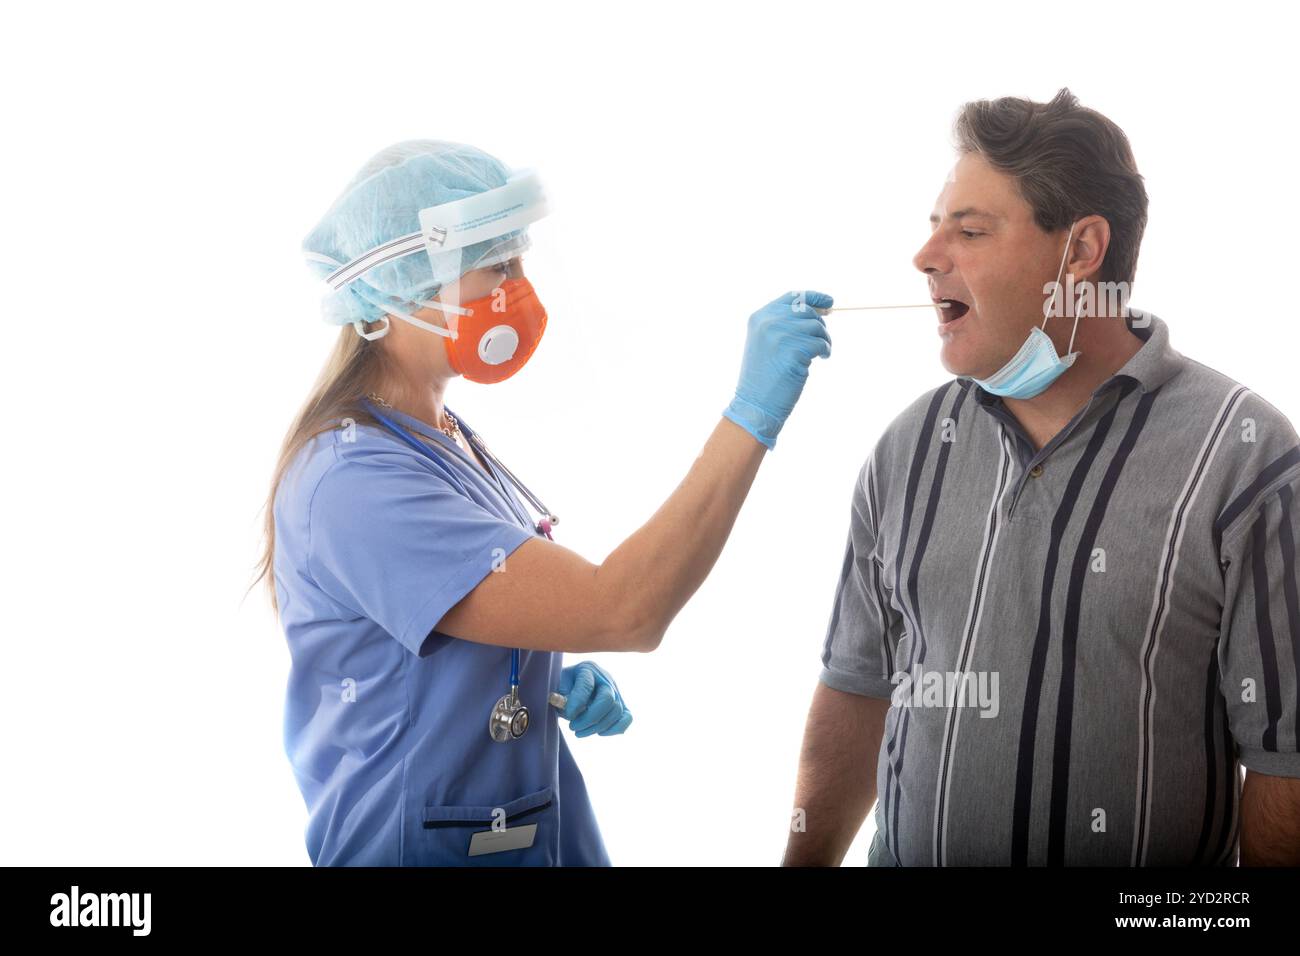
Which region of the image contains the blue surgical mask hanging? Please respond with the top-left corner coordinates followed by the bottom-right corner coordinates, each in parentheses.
top-left (972, 221), bottom-right (1082, 400)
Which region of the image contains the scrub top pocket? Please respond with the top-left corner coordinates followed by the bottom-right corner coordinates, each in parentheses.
top-left (418, 785), bottom-right (557, 865)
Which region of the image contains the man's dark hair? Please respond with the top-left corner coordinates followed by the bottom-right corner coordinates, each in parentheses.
top-left (954, 88), bottom-right (1148, 286)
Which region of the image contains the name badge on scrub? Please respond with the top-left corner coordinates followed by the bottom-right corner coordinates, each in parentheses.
top-left (467, 823), bottom-right (538, 857)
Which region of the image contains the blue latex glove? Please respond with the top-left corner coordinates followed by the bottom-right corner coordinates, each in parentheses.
top-left (555, 662), bottom-right (632, 737)
top-left (722, 291), bottom-right (833, 450)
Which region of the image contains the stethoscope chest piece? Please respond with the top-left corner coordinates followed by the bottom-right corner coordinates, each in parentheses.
top-left (489, 687), bottom-right (530, 743)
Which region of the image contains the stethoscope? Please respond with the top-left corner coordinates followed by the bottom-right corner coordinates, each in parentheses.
top-left (363, 399), bottom-right (560, 743)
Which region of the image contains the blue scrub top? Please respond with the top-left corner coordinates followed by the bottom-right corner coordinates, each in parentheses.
top-left (273, 404), bottom-right (610, 866)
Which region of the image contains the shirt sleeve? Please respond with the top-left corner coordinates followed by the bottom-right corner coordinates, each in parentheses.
top-left (818, 453), bottom-right (906, 699)
top-left (1218, 472), bottom-right (1300, 778)
top-left (306, 452), bottom-right (536, 657)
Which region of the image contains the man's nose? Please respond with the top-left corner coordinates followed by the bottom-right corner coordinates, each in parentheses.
top-left (912, 233), bottom-right (951, 276)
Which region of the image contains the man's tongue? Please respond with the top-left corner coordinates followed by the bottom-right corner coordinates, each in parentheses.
top-left (942, 299), bottom-right (970, 321)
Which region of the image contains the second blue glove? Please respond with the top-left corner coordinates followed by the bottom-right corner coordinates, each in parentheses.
top-left (555, 661), bottom-right (633, 737)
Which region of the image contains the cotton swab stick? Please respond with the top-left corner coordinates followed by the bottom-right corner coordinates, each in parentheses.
top-left (814, 302), bottom-right (951, 315)
top-left (831, 303), bottom-right (950, 311)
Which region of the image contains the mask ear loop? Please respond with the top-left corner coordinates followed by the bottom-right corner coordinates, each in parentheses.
top-left (1066, 284), bottom-right (1086, 355)
top-left (1040, 221), bottom-right (1083, 355)
top-left (349, 291), bottom-right (472, 341)
top-left (411, 294), bottom-right (474, 340)
top-left (352, 315), bottom-right (390, 341)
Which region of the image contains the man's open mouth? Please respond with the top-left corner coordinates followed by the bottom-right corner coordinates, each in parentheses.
top-left (937, 297), bottom-right (970, 322)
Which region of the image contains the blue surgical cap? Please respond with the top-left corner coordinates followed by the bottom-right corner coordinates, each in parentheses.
top-left (301, 140), bottom-right (529, 327)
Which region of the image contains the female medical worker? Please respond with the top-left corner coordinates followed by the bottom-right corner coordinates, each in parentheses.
top-left (254, 140), bottom-right (832, 866)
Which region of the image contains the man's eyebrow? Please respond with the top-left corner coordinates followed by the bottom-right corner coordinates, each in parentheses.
top-left (928, 207), bottom-right (1001, 224)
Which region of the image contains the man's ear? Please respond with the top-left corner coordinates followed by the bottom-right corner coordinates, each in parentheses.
top-left (1068, 214), bottom-right (1111, 282)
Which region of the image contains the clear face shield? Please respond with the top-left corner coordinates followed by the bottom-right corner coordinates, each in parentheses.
top-left (325, 170), bottom-right (553, 383)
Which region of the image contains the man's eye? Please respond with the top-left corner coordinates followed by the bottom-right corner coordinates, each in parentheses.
top-left (961, 230), bottom-right (983, 239)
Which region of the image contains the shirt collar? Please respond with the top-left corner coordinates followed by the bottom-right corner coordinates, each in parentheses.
top-left (966, 307), bottom-right (1183, 407)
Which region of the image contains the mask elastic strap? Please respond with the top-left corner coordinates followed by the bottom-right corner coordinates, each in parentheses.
top-left (1042, 221), bottom-right (1084, 355)
top-left (415, 297), bottom-right (474, 319)
top-left (351, 288), bottom-right (473, 341)
top-left (388, 305), bottom-right (456, 340)
top-left (1066, 295), bottom-right (1083, 355)
top-left (352, 315), bottom-right (390, 341)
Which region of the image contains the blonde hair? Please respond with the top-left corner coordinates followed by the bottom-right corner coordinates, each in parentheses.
top-left (249, 323), bottom-right (391, 616)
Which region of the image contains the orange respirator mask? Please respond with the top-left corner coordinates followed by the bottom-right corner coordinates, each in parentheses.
top-left (440, 277), bottom-right (548, 383)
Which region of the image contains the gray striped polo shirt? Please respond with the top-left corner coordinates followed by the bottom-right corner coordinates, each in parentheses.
top-left (819, 309), bottom-right (1300, 866)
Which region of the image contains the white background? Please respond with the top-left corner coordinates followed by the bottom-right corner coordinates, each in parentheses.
top-left (3, 0), bottom-right (1296, 866)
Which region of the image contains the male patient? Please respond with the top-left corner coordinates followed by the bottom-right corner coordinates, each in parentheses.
top-left (785, 88), bottom-right (1300, 866)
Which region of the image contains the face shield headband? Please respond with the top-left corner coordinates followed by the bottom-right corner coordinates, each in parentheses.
top-left (305, 169), bottom-right (549, 343)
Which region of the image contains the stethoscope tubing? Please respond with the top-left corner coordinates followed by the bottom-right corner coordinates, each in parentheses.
top-left (364, 399), bottom-right (555, 527)
top-left (362, 398), bottom-right (552, 739)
